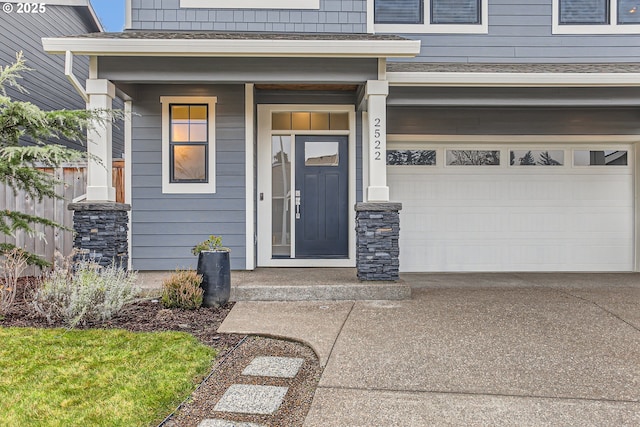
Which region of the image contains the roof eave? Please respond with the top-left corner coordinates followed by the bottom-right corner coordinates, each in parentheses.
top-left (42, 37), bottom-right (421, 58)
top-left (388, 71), bottom-right (640, 87)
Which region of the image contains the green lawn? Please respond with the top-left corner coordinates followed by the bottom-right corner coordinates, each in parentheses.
top-left (0, 327), bottom-right (216, 427)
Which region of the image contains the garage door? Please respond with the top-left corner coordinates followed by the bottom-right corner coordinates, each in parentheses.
top-left (388, 145), bottom-right (634, 272)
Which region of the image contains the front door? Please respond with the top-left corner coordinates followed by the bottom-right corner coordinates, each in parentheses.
top-left (294, 135), bottom-right (349, 258)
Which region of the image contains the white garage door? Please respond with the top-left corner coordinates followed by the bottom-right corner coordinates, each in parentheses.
top-left (388, 145), bottom-right (634, 272)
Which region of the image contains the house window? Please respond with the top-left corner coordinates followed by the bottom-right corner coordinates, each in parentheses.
top-left (431, 0), bottom-right (480, 24)
top-left (574, 150), bottom-right (628, 166)
top-left (446, 150), bottom-right (500, 166)
top-left (161, 96), bottom-right (217, 194)
top-left (560, 0), bottom-right (609, 24)
top-left (387, 150), bottom-right (437, 165)
top-left (554, 0), bottom-right (640, 33)
top-left (510, 150), bottom-right (564, 166)
top-left (375, 0), bottom-right (424, 24)
top-left (374, 0), bottom-right (488, 33)
top-left (170, 105), bottom-right (208, 183)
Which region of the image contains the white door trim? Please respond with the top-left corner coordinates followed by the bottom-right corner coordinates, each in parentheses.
top-left (257, 104), bottom-right (356, 267)
top-left (245, 84), bottom-right (255, 270)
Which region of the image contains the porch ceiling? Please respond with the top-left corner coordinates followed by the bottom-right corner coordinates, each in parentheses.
top-left (42, 31), bottom-right (420, 58)
top-left (254, 84), bottom-right (358, 91)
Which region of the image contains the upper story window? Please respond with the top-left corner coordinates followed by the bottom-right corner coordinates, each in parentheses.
top-left (180, 0), bottom-right (320, 9)
top-left (553, 0), bottom-right (640, 33)
top-left (374, 0), bottom-right (488, 33)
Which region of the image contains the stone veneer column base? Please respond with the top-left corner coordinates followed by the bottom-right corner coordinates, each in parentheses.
top-left (355, 202), bottom-right (402, 281)
top-left (68, 202), bottom-right (131, 268)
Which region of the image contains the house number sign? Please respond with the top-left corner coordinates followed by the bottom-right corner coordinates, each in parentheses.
top-left (373, 117), bottom-right (382, 161)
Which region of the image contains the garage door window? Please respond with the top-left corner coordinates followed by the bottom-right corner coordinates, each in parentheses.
top-left (387, 149), bottom-right (436, 165)
top-left (574, 150), bottom-right (628, 166)
top-left (446, 150), bottom-right (500, 166)
top-left (510, 150), bottom-right (564, 166)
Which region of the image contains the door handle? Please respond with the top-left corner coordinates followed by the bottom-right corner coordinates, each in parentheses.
top-left (295, 190), bottom-right (301, 219)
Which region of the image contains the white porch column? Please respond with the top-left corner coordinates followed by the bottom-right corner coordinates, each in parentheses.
top-left (85, 79), bottom-right (116, 202)
top-left (365, 80), bottom-right (389, 202)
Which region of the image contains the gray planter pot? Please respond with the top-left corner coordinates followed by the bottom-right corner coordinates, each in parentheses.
top-left (196, 251), bottom-right (230, 307)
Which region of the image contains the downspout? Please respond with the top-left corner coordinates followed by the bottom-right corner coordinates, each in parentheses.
top-left (64, 51), bottom-right (88, 103)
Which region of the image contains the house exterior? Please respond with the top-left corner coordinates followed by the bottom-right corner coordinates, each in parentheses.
top-left (0, 0), bottom-right (124, 157)
top-left (42, 0), bottom-right (640, 276)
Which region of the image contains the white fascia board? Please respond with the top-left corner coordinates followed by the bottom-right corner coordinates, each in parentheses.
top-left (42, 37), bottom-right (421, 58)
top-left (388, 72), bottom-right (640, 87)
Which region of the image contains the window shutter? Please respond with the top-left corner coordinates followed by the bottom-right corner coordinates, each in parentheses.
top-left (618, 0), bottom-right (640, 24)
top-left (431, 0), bottom-right (480, 24)
top-left (559, 0), bottom-right (609, 24)
top-left (374, 0), bottom-right (424, 24)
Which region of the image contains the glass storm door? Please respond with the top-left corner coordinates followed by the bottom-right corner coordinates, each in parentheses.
top-left (293, 135), bottom-right (349, 258)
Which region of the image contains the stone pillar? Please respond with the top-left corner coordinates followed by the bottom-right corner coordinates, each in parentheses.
top-left (355, 202), bottom-right (402, 281)
top-left (68, 202), bottom-right (131, 268)
top-left (86, 79), bottom-right (116, 202)
top-left (365, 80), bottom-right (389, 202)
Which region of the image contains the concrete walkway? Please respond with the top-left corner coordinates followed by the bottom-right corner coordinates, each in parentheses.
top-left (218, 273), bottom-right (640, 426)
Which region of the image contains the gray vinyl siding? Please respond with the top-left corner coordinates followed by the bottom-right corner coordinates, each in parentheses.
top-left (387, 107), bottom-right (640, 135)
top-left (254, 89), bottom-right (363, 201)
top-left (389, 0), bottom-right (640, 62)
top-left (130, 0), bottom-right (367, 33)
top-left (130, 84), bottom-right (246, 270)
top-left (0, 6), bottom-right (125, 156)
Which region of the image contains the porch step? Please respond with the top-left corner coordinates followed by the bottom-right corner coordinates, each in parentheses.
top-left (230, 282), bottom-right (411, 301)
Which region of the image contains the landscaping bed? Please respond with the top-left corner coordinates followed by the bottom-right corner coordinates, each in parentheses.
top-left (1, 279), bottom-right (321, 427)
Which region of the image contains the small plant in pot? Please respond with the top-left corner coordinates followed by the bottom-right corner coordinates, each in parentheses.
top-left (191, 235), bottom-right (231, 307)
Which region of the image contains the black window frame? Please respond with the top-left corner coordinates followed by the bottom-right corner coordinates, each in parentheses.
top-left (169, 103), bottom-right (209, 184)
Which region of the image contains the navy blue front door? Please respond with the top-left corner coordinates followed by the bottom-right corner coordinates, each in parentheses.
top-left (295, 135), bottom-right (348, 258)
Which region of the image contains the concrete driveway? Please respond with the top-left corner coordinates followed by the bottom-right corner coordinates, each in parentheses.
top-left (219, 273), bottom-right (640, 426)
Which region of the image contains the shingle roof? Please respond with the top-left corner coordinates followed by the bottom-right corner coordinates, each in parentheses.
top-left (64, 31), bottom-right (409, 42)
top-left (387, 62), bottom-right (640, 73)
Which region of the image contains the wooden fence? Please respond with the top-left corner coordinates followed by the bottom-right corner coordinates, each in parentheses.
top-left (1, 162), bottom-right (124, 276)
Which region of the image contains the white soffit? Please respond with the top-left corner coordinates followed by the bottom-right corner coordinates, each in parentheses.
top-left (388, 72), bottom-right (640, 87)
top-left (42, 37), bottom-right (421, 58)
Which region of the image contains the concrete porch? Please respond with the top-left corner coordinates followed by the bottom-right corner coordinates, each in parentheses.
top-left (136, 268), bottom-right (412, 301)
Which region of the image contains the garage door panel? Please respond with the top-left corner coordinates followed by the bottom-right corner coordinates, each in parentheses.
top-left (389, 145), bottom-right (634, 272)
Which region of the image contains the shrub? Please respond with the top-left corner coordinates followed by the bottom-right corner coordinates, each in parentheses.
top-left (0, 248), bottom-right (29, 315)
top-left (191, 235), bottom-right (230, 256)
top-left (32, 256), bottom-right (139, 328)
top-left (161, 269), bottom-right (203, 310)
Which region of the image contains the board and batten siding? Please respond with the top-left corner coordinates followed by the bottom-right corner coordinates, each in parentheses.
top-left (0, 5), bottom-right (124, 157)
top-left (131, 84), bottom-right (246, 270)
top-left (387, 0), bottom-right (640, 62)
top-left (130, 0), bottom-right (367, 32)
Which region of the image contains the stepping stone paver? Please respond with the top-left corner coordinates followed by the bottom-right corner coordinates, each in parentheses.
top-left (241, 356), bottom-right (304, 379)
top-left (197, 420), bottom-right (265, 427)
top-left (214, 384), bottom-right (288, 415)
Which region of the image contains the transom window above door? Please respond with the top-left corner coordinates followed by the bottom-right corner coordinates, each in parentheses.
top-left (272, 112), bottom-right (349, 131)
top-left (374, 0), bottom-right (488, 33)
top-left (554, 0), bottom-right (640, 33)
